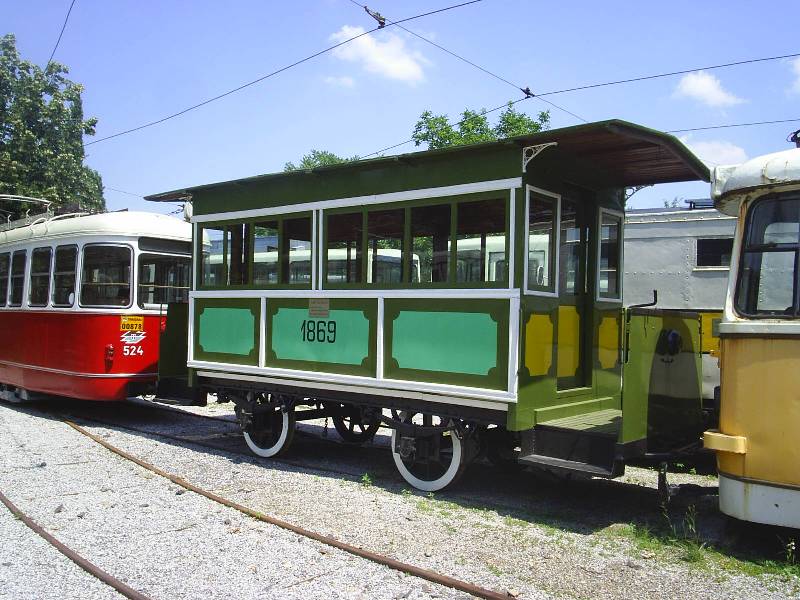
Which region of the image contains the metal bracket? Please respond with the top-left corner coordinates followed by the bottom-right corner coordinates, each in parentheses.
top-left (522, 142), bottom-right (558, 173)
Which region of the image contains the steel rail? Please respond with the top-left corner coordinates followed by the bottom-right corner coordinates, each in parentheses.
top-left (0, 489), bottom-right (153, 600)
top-left (63, 419), bottom-right (510, 600)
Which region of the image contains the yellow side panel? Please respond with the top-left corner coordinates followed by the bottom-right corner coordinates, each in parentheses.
top-left (700, 312), bottom-right (722, 354)
top-left (524, 313), bottom-right (553, 377)
top-left (717, 337), bottom-right (800, 487)
top-left (597, 314), bottom-right (620, 370)
top-left (557, 306), bottom-right (580, 378)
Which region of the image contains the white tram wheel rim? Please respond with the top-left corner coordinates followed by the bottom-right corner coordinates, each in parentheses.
top-left (243, 411), bottom-right (291, 458)
top-left (390, 429), bottom-right (464, 492)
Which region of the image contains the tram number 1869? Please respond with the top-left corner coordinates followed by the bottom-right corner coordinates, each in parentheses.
top-left (300, 320), bottom-right (337, 344)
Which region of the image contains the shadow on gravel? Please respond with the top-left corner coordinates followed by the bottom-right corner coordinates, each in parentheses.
top-left (3, 396), bottom-right (798, 575)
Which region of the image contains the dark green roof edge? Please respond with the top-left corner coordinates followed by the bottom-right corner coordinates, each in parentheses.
top-left (145, 119), bottom-right (710, 201)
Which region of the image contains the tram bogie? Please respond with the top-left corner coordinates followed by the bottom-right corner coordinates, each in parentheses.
top-left (150, 119), bottom-right (718, 491)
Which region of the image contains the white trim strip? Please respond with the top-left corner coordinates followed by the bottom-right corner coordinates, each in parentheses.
top-left (507, 295), bottom-right (520, 395)
top-left (376, 296), bottom-right (384, 380)
top-left (0, 360), bottom-right (155, 379)
top-left (718, 321), bottom-right (800, 336)
top-left (259, 297), bottom-right (267, 367)
top-left (190, 360), bottom-right (517, 403)
top-left (195, 369), bottom-right (510, 412)
top-left (508, 186), bottom-right (516, 291)
top-left (311, 210), bottom-right (317, 290)
top-left (190, 288), bottom-right (520, 300)
top-left (191, 178), bottom-right (523, 224)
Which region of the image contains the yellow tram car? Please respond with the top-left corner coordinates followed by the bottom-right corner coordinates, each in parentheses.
top-left (704, 146), bottom-right (800, 528)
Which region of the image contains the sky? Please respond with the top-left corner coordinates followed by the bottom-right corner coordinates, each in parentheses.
top-left (3, 0), bottom-right (799, 214)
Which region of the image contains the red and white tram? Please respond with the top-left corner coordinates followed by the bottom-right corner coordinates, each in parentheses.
top-left (0, 211), bottom-right (191, 401)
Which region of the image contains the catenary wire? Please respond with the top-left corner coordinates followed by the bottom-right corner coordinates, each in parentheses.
top-left (667, 118), bottom-right (800, 134)
top-left (348, 0), bottom-right (587, 123)
top-left (84, 0), bottom-right (484, 147)
top-left (46, 0), bottom-right (77, 66)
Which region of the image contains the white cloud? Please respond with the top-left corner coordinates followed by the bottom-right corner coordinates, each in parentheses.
top-left (324, 75), bottom-right (355, 88)
top-left (329, 25), bottom-right (426, 84)
top-left (790, 57), bottom-right (800, 94)
top-left (680, 136), bottom-right (748, 166)
top-left (673, 70), bottom-right (745, 107)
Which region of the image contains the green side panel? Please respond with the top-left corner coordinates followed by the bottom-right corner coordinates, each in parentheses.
top-left (392, 311), bottom-right (497, 375)
top-left (272, 308), bottom-right (369, 365)
top-left (384, 298), bottom-right (509, 391)
top-left (266, 298), bottom-right (377, 377)
top-left (194, 298), bottom-right (260, 366)
top-left (621, 309), bottom-right (704, 448)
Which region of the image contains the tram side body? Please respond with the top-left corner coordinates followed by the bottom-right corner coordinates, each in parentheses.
top-left (0, 212), bottom-right (192, 402)
top-left (704, 148), bottom-right (800, 529)
top-left (152, 120), bottom-right (715, 491)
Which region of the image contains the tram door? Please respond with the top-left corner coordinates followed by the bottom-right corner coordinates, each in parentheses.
top-left (557, 197), bottom-right (589, 390)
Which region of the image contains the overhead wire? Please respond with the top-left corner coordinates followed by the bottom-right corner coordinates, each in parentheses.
top-left (85, 0), bottom-right (484, 147)
top-left (667, 118), bottom-right (800, 134)
top-left (348, 0), bottom-right (587, 123)
top-left (46, 0), bottom-right (77, 66)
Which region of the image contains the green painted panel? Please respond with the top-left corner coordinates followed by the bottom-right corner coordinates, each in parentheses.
top-left (392, 311), bottom-right (497, 375)
top-left (199, 307), bottom-right (255, 355)
top-left (272, 308), bottom-right (369, 365)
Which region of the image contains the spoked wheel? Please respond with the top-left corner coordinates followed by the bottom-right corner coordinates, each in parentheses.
top-left (390, 413), bottom-right (470, 492)
top-left (332, 407), bottom-right (380, 444)
top-left (242, 403), bottom-right (296, 458)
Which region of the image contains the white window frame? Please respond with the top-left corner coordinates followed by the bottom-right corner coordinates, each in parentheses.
top-left (595, 207), bottom-right (624, 303)
top-left (523, 185), bottom-right (561, 298)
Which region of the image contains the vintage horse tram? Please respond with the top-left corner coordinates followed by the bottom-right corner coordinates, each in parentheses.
top-left (149, 120), bottom-right (717, 491)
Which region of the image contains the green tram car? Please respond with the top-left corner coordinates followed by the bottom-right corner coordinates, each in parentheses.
top-left (149, 120), bottom-right (715, 491)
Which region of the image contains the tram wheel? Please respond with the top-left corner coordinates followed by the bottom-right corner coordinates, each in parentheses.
top-left (243, 404), bottom-right (296, 458)
top-left (332, 410), bottom-right (380, 444)
top-left (390, 414), bottom-right (469, 492)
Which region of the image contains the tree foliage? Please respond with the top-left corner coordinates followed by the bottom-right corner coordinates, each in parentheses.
top-left (284, 149), bottom-right (359, 172)
top-left (0, 34), bottom-right (104, 219)
top-left (412, 102), bottom-right (550, 150)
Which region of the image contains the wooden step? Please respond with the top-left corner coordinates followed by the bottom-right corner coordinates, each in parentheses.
top-left (518, 453), bottom-right (616, 478)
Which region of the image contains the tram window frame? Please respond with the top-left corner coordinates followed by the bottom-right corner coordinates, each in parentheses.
top-left (79, 244), bottom-right (133, 309)
top-left (734, 194), bottom-right (800, 318)
top-left (525, 186), bottom-right (560, 297)
top-left (455, 196), bottom-right (508, 286)
top-left (28, 247), bottom-right (53, 307)
top-left (52, 245), bottom-right (78, 308)
top-left (9, 250), bottom-right (27, 307)
top-left (596, 208), bottom-right (623, 301)
top-left (197, 213), bottom-right (314, 290)
top-left (0, 252), bottom-right (9, 307)
top-left (137, 252), bottom-right (192, 309)
top-left (410, 202), bottom-right (451, 287)
top-left (324, 210), bottom-right (365, 286)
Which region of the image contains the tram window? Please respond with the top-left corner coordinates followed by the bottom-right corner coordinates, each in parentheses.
top-left (52, 245), bottom-right (77, 307)
top-left (29, 247), bottom-right (52, 307)
top-left (735, 195), bottom-right (800, 317)
top-left (282, 216), bottom-right (312, 285)
top-left (253, 221), bottom-right (279, 286)
top-left (138, 254), bottom-right (191, 307)
top-left (697, 238), bottom-right (733, 267)
top-left (226, 223), bottom-right (251, 286)
top-left (456, 198), bottom-right (506, 284)
top-left (200, 226), bottom-right (225, 287)
top-left (599, 212), bottom-right (621, 299)
top-left (80, 245), bottom-right (131, 307)
top-left (367, 209), bottom-right (404, 284)
top-left (326, 212), bottom-right (363, 284)
top-left (411, 203), bottom-right (450, 284)
top-left (0, 253), bottom-right (9, 307)
top-left (527, 194), bottom-right (556, 293)
top-left (9, 250), bottom-right (26, 307)
top-left (559, 199), bottom-right (583, 295)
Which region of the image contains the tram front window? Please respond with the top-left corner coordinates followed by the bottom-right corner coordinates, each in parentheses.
top-left (138, 254), bottom-right (191, 308)
top-left (81, 245), bottom-right (132, 307)
top-left (735, 195), bottom-right (800, 317)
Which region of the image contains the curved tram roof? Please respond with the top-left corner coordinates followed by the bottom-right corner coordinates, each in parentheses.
top-left (0, 211), bottom-right (192, 248)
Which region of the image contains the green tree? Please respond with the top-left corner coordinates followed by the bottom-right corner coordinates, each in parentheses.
top-left (0, 34), bottom-right (104, 219)
top-left (412, 102), bottom-right (550, 150)
top-left (284, 149), bottom-right (359, 172)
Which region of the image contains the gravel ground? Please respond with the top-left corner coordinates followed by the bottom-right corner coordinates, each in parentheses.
top-left (3, 398), bottom-right (799, 600)
top-left (0, 404), bottom-right (469, 600)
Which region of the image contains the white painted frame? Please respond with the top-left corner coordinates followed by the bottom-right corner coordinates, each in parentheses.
top-left (595, 207), bottom-right (624, 303)
top-left (523, 185), bottom-right (561, 298)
